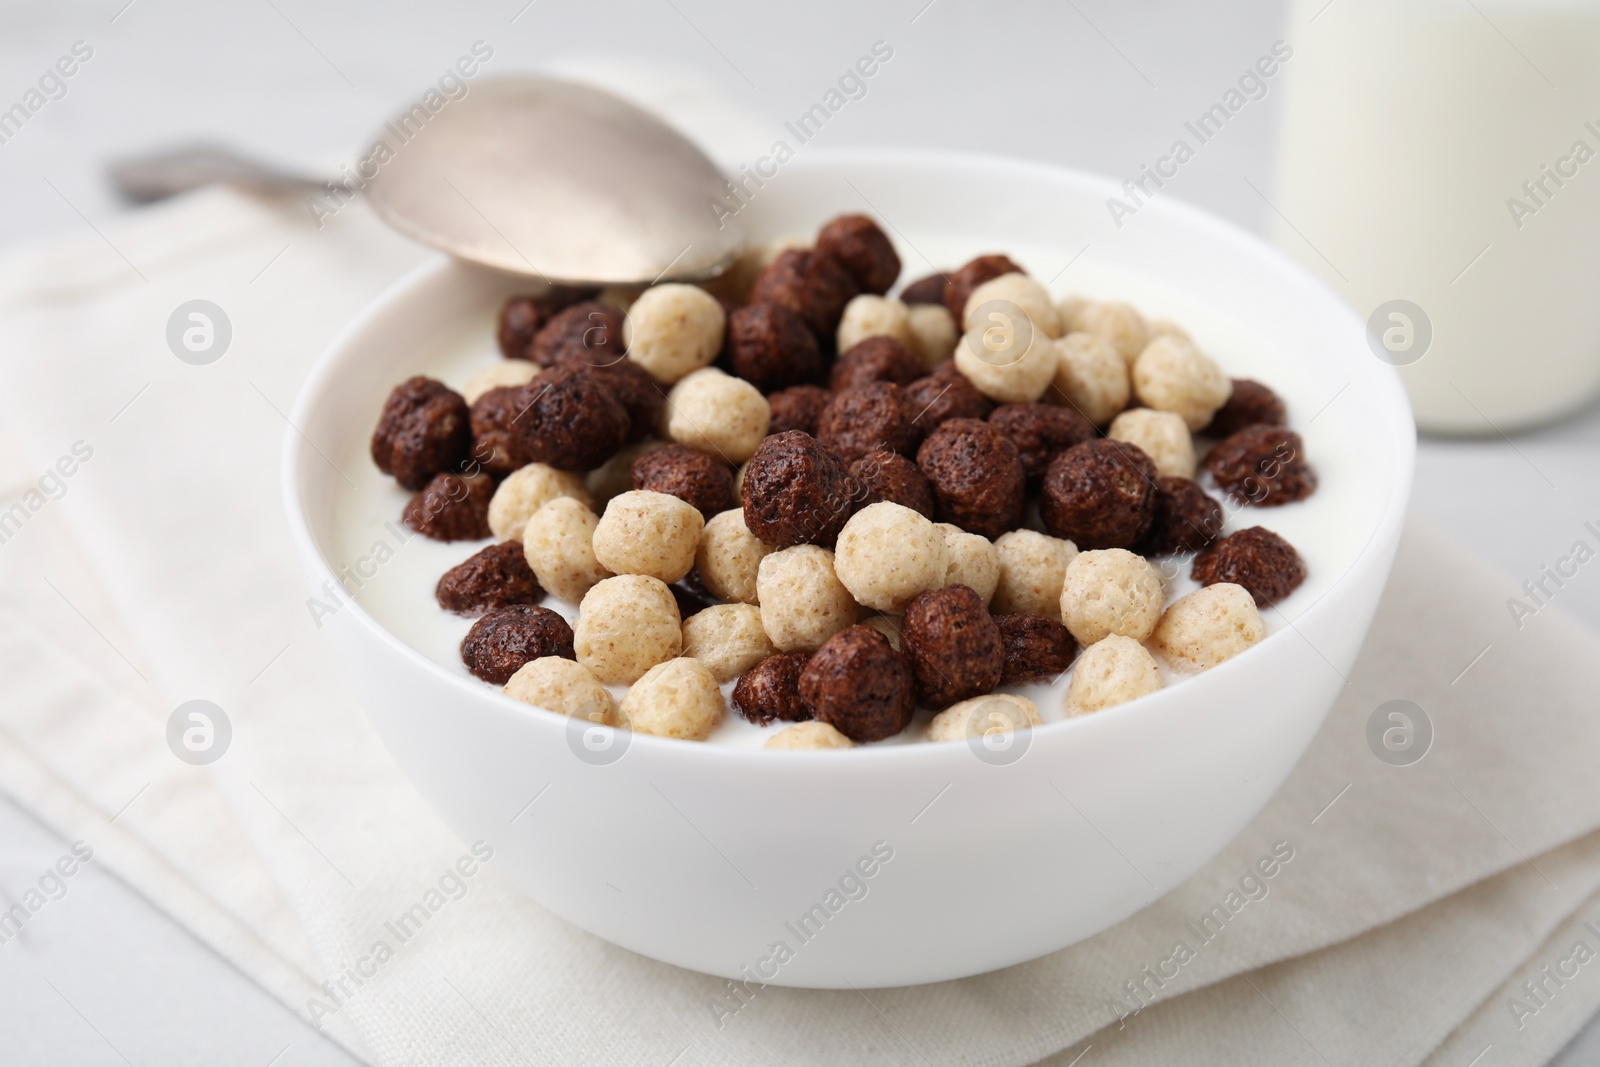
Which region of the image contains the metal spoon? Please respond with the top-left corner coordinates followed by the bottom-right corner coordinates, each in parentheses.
top-left (108, 76), bottom-right (743, 287)
top-left (363, 76), bottom-right (742, 286)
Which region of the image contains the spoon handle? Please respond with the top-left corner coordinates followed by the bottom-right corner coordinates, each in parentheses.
top-left (107, 143), bottom-right (335, 204)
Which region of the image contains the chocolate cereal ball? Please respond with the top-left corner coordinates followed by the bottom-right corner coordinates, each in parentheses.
top-left (916, 418), bottom-right (1026, 541)
top-left (943, 254), bottom-right (1024, 323)
top-left (1132, 336), bottom-right (1230, 431)
top-left (460, 604), bottom-right (575, 685)
top-left (726, 303), bottom-right (824, 392)
top-left (1065, 635), bottom-right (1163, 716)
top-left (696, 509), bottom-right (772, 605)
top-left (816, 213), bottom-right (901, 295)
top-left (1203, 425), bottom-right (1317, 506)
top-left (901, 585), bottom-right (1004, 709)
top-left (988, 403), bottom-right (1096, 483)
top-left (503, 656), bottom-right (617, 725)
top-left (1204, 378), bottom-right (1287, 438)
top-left (1041, 439), bottom-right (1158, 551)
top-left (994, 613), bottom-right (1076, 684)
top-left (817, 383), bottom-right (921, 466)
top-left (1050, 332), bottom-right (1131, 427)
top-left (837, 294), bottom-right (913, 353)
top-left (850, 452), bottom-right (935, 519)
top-left (1060, 548), bottom-right (1165, 646)
top-left (528, 301), bottom-right (626, 368)
top-left (991, 529), bottom-right (1078, 620)
top-left (829, 336), bottom-right (922, 392)
top-left (486, 462), bottom-right (592, 542)
top-left (631, 444), bottom-right (735, 519)
top-left (741, 431), bottom-right (858, 548)
top-left (496, 287), bottom-right (594, 359)
top-left (521, 496), bottom-right (611, 602)
top-left (436, 541), bottom-right (543, 616)
top-left (748, 248), bottom-right (861, 341)
top-left (581, 360), bottom-right (665, 445)
top-left (469, 385), bottom-right (536, 477)
top-left (623, 283), bottom-right (726, 384)
top-left (899, 273), bottom-right (949, 306)
top-left (1192, 526), bottom-right (1306, 607)
top-left (1109, 408), bottom-right (1196, 480)
top-left (757, 545), bottom-right (857, 651)
top-left (511, 366), bottom-right (629, 472)
top-left (1139, 477), bottom-right (1224, 556)
top-left (663, 368), bottom-right (771, 463)
top-left (732, 651), bottom-right (813, 725)
top-left (371, 376), bottom-right (472, 490)
top-left (1151, 583), bottom-right (1265, 672)
top-left (681, 603), bottom-right (775, 683)
top-left (902, 369), bottom-right (995, 433)
top-left (766, 385), bottom-right (832, 437)
top-left (403, 472), bottom-right (494, 541)
top-left (765, 722), bottom-right (854, 749)
top-left (574, 574), bottom-right (682, 684)
top-left (834, 501), bottom-right (948, 614)
top-left (620, 658), bottom-right (725, 740)
top-left (799, 625), bottom-right (914, 742)
top-left (592, 490), bottom-right (704, 583)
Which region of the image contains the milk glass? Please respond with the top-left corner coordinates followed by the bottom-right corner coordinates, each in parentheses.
top-left (1275, 0), bottom-right (1600, 433)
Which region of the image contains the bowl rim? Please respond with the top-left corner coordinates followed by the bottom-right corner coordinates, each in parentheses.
top-left (282, 145), bottom-right (1416, 766)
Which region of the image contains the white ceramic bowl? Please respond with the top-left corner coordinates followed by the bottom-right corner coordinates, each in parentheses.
top-left (284, 149), bottom-right (1414, 988)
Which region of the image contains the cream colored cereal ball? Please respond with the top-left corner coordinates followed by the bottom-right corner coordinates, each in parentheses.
top-left (1065, 635), bottom-right (1163, 716)
top-left (681, 603), bottom-right (776, 683)
top-left (591, 489), bottom-right (704, 583)
top-left (619, 657), bottom-right (724, 741)
top-left (1075, 301), bottom-right (1151, 365)
top-left (574, 574), bottom-right (682, 684)
top-left (926, 693), bottom-right (1040, 743)
top-left (954, 321), bottom-right (1059, 404)
top-left (522, 496), bottom-right (612, 603)
top-left (462, 359), bottom-right (538, 404)
top-left (1051, 332), bottom-right (1131, 427)
top-left (503, 657), bottom-right (617, 725)
top-left (1132, 336), bottom-right (1231, 431)
top-left (1108, 408), bottom-right (1197, 480)
top-left (662, 368), bottom-right (770, 463)
top-left (906, 304), bottom-right (959, 369)
top-left (1060, 548), bottom-right (1165, 646)
top-left (938, 523), bottom-right (999, 606)
top-left (834, 502), bottom-right (948, 614)
top-left (1151, 583), bottom-right (1265, 672)
top-left (757, 545), bottom-right (858, 651)
top-left (488, 463), bottom-right (593, 541)
top-left (1057, 295), bottom-right (1090, 333)
top-left (697, 509), bottom-right (772, 605)
top-left (837, 294), bottom-right (913, 352)
top-left (623, 283), bottom-right (726, 385)
top-left (765, 721), bottom-right (854, 750)
top-left (992, 530), bottom-right (1079, 620)
top-left (586, 439), bottom-right (666, 507)
top-left (963, 272), bottom-right (1065, 339)
top-left (733, 460), bottom-right (749, 499)
top-left (861, 614), bottom-right (903, 651)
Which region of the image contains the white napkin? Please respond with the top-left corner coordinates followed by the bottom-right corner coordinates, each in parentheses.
top-left (3, 186), bottom-right (1599, 1067)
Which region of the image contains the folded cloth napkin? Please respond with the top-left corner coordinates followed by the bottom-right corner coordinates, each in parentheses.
top-left (3, 187), bottom-right (1600, 1067)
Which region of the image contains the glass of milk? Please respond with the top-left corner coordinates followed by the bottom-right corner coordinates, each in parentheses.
top-left (1274, 0), bottom-right (1600, 434)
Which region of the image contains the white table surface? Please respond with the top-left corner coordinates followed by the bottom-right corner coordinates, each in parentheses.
top-left (3, 1), bottom-right (1598, 1063)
